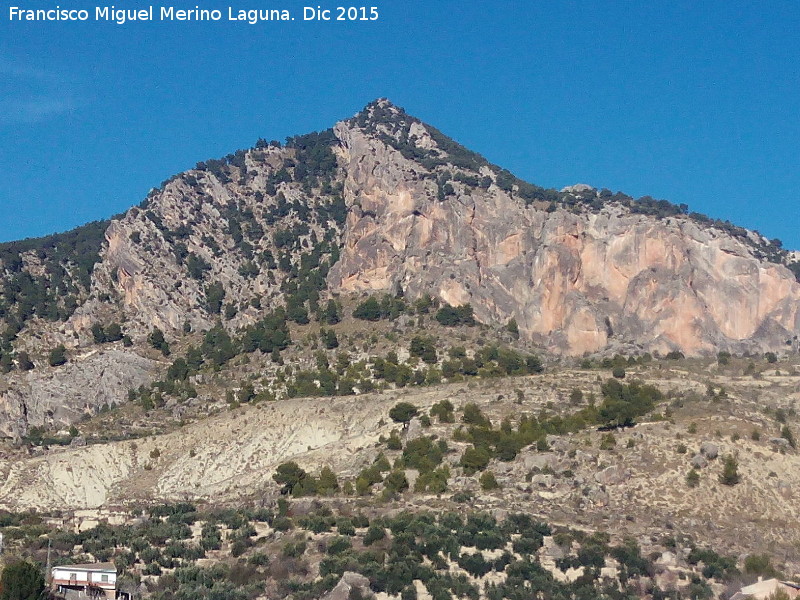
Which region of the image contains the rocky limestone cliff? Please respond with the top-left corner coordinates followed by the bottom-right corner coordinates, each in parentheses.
top-left (79, 141), bottom-right (344, 339)
top-left (68, 100), bottom-right (800, 356)
top-left (0, 349), bottom-right (156, 439)
top-left (327, 102), bottom-right (800, 355)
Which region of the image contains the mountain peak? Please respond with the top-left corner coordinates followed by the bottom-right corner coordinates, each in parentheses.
top-left (366, 97), bottom-right (400, 111)
top-left (346, 99), bottom-right (496, 177)
top-left (349, 98), bottom-right (417, 132)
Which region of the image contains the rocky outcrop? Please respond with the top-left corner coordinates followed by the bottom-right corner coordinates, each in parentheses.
top-left (54, 100), bottom-right (800, 358)
top-left (0, 349), bottom-right (156, 439)
top-left (327, 104), bottom-right (800, 355)
top-left (320, 572), bottom-right (371, 600)
top-left (700, 442), bottom-right (719, 459)
top-left (58, 140), bottom-right (344, 345)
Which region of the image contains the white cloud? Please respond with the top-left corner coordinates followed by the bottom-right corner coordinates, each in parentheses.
top-left (0, 96), bottom-right (75, 124)
top-left (0, 59), bottom-right (78, 125)
top-left (0, 60), bottom-right (55, 80)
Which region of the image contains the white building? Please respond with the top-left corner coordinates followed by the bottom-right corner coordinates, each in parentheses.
top-left (51, 563), bottom-right (117, 599)
top-left (730, 578), bottom-right (800, 600)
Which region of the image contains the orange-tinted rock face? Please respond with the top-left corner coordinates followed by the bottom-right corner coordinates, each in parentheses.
top-left (57, 102), bottom-right (800, 359)
top-left (328, 124), bottom-right (800, 356)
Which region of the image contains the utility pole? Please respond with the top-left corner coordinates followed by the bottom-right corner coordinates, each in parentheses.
top-left (45, 538), bottom-right (52, 585)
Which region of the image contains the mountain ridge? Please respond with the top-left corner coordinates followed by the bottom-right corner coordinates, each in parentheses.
top-left (2, 98), bottom-right (799, 349)
top-left (1, 99), bottom-right (799, 438)
top-left (3, 101), bottom-right (800, 596)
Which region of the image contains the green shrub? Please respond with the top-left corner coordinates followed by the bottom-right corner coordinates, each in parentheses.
top-left (273, 462), bottom-right (314, 495)
top-left (598, 378), bottom-right (662, 428)
top-left (48, 345), bottom-right (67, 367)
top-left (414, 466), bottom-right (450, 494)
top-left (148, 327), bottom-right (171, 356)
top-left (686, 469), bottom-right (700, 488)
top-left (599, 433), bottom-right (616, 450)
top-left (462, 403), bottom-right (490, 427)
top-left (272, 516), bottom-right (293, 531)
top-left (403, 437), bottom-right (445, 472)
top-left (386, 432), bottom-right (403, 450)
top-left (744, 554), bottom-right (780, 578)
top-left (458, 552), bottom-right (492, 577)
top-left (282, 538), bottom-right (307, 558)
top-left (506, 318), bottom-right (519, 337)
top-left (353, 297), bottom-right (382, 321)
top-left (389, 402), bottom-right (418, 424)
top-left (409, 336), bottom-right (437, 364)
top-left (317, 466), bottom-right (340, 496)
top-left (326, 536), bottom-right (352, 555)
top-left (364, 524), bottom-right (386, 545)
top-left (430, 400), bottom-right (455, 423)
top-left (435, 304), bottom-right (475, 327)
top-left (781, 425), bottom-right (796, 448)
top-left (480, 471), bottom-right (499, 490)
top-left (248, 553), bottom-right (269, 566)
top-left (460, 446), bottom-right (491, 475)
top-left (336, 519), bottom-right (356, 536)
top-left (0, 560), bottom-right (45, 600)
top-left (687, 547), bottom-right (738, 581)
top-left (383, 470), bottom-right (409, 496)
top-left (719, 454), bottom-right (740, 486)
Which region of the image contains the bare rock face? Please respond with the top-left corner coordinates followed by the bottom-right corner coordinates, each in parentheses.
top-left (328, 106), bottom-right (800, 355)
top-left (524, 453), bottom-right (560, 472)
top-left (700, 442), bottom-right (719, 459)
top-left (0, 349), bottom-right (157, 439)
top-left (89, 171), bottom-right (270, 338)
top-left (320, 572), bottom-right (371, 600)
top-left (75, 141), bottom-right (344, 341)
top-left (0, 393), bottom-right (404, 510)
top-left (594, 464), bottom-right (631, 486)
top-left (97, 217), bottom-right (209, 335)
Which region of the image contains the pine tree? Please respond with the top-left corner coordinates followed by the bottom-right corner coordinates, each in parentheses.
top-left (148, 327), bottom-right (170, 356)
top-left (0, 560), bottom-right (45, 600)
top-left (719, 454), bottom-right (740, 486)
top-left (48, 344), bottom-right (67, 367)
top-left (323, 328), bottom-right (339, 349)
top-left (317, 466), bottom-right (340, 495)
top-left (781, 425), bottom-right (796, 449)
top-left (17, 352), bottom-right (34, 371)
top-left (686, 468), bottom-right (700, 488)
top-left (323, 299), bottom-right (341, 325)
top-left (506, 318), bottom-right (519, 338)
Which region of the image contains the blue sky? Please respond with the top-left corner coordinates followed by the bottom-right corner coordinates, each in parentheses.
top-left (1, 1), bottom-right (799, 248)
